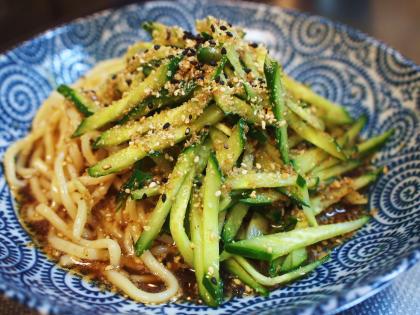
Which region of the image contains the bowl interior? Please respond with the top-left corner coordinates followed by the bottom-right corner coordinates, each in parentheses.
top-left (0, 0), bottom-right (419, 314)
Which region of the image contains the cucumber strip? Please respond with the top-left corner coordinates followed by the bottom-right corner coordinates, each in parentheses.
top-left (246, 212), bottom-right (269, 239)
top-left (222, 203), bottom-right (249, 243)
top-left (215, 122), bottom-right (232, 136)
top-left (224, 43), bottom-right (258, 101)
top-left (239, 189), bottom-right (286, 206)
top-left (289, 134), bottom-right (303, 148)
top-left (291, 148), bottom-right (329, 174)
top-left (286, 111), bottom-right (346, 160)
top-left (292, 115), bottom-right (366, 174)
top-left (142, 22), bottom-right (186, 48)
top-left (344, 115), bottom-right (367, 147)
top-left (315, 160), bottom-right (361, 182)
top-left (264, 57), bottom-right (290, 164)
top-left (131, 185), bottom-right (162, 200)
top-left (73, 57), bottom-right (182, 136)
top-left (214, 91), bottom-right (262, 124)
top-left (134, 147), bottom-right (196, 255)
top-left (190, 187), bottom-right (216, 306)
top-left (214, 119), bottom-right (247, 174)
top-left (295, 175), bottom-right (318, 227)
top-left (201, 154), bottom-right (224, 305)
top-left (94, 89), bottom-right (211, 148)
top-left (170, 169), bottom-right (195, 266)
top-left (234, 254), bottom-right (329, 286)
top-left (312, 169), bottom-right (381, 215)
top-left (311, 157), bottom-right (340, 174)
top-left (283, 75), bottom-right (352, 125)
top-left (219, 193), bottom-right (233, 212)
top-left (210, 127), bottom-right (228, 154)
top-left (218, 210), bottom-right (227, 235)
top-left (281, 247), bottom-right (308, 272)
top-left (88, 105), bottom-right (224, 177)
top-left (57, 84), bottom-right (100, 116)
top-left (223, 258), bottom-right (269, 296)
top-left (276, 186), bottom-right (310, 208)
top-left (357, 129), bottom-right (394, 157)
top-left (241, 50), bottom-right (260, 78)
top-left (225, 216), bottom-right (369, 260)
top-left (286, 98), bottom-right (325, 131)
top-left (225, 172), bottom-right (317, 190)
top-left (117, 80), bottom-right (197, 125)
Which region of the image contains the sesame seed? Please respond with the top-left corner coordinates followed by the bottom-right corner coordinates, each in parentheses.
top-left (102, 164), bottom-right (111, 170)
top-left (163, 122), bottom-right (171, 129)
top-left (144, 225), bottom-right (151, 231)
top-left (162, 193), bottom-right (167, 202)
top-left (221, 47), bottom-right (227, 55)
top-left (210, 24), bottom-right (215, 32)
top-left (215, 190), bottom-right (222, 197)
top-left (226, 31), bottom-right (233, 37)
top-left (194, 156), bottom-right (200, 163)
top-left (220, 25), bottom-right (227, 31)
top-left (241, 169), bottom-right (248, 175)
top-left (185, 127), bottom-right (191, 135)
top-left (125, 188), bottom-right (131, 194)
top-left (249, 42), bottom-right (258, 48)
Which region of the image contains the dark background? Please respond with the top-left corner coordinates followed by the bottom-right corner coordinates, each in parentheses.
top-left (0, 0), bottom-right (419, 63)
top-left (0, 0), bottom-right (419, 314)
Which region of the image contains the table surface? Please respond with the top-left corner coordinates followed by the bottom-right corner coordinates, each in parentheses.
top-left (0, 0), bottom-right (419, 314)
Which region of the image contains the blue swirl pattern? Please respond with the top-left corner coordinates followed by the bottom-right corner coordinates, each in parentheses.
top-left (0, 0), bottom-right (419, 314)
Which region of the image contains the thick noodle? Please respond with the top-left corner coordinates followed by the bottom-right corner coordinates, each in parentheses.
top-left (4, 58), bottom-right (181, 304)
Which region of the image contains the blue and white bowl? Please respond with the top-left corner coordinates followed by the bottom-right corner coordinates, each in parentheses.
top-left (0, 0), bottom-right (419, 314)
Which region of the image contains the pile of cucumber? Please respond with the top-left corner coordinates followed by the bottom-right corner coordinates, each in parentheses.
top-left (58, 17), bottom-right (393, 306)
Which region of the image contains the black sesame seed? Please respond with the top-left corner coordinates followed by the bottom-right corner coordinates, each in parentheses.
top-left (142, 193), bottom-right (148, 200)
top-left (111, 74), bottom-right (117, 80)
top-left (226, 31), bottom-right (233, 37)
top-left (170, 78), bottom-right (179, 84)
top-left (154, 44), bottom-right (161, 50)
top-left (162, 193), bottom-right (167, 202)
top-left (163, 122), bottom-right (171, 129)
top-left (126, 79), bottom-right (132, 86)
top-left (221, 47), bottom-right (227, 55)
top-left (148, 103), bottom-right (154, 109)
top-left (209, 60), bottom-right (217, 66)
top-left (144, 49), bottom-right (149, 53)
top-left (249, 42), bottom-right (258, 48)
top-left (220, 25), bottom-right (227, 31)
top-left (182, 49), bottom-right (188, 56)
top-left (210, 24), bottom-right (216, 32)
top-left (209, 40), bottom-right (216, 46)
top-left (185, 127), bottom-right (191, 135)
top-left (215, 76), bottom-right (220, 83)
top-left (198, 74), bottom-right (205, 81)
top-left (189, 114), bottom-right (193, 120)
top-left (162, 177), bottom-right (168, 183)
top-left (220, 80), bottom-right (225, 85)
top-left (196, 181), bottom-right (202, 187)
top-left (211, 277), bottom-right (218, 285)
top-left (244, 68), bottom-right (251, 74)
top-left (187, 48), bottom-right (196, 56)
top-left (190, 60), bottom-right (198, 66)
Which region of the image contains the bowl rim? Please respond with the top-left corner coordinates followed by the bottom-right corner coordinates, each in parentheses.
top-left (0, 0), bottom-right (419, 314)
